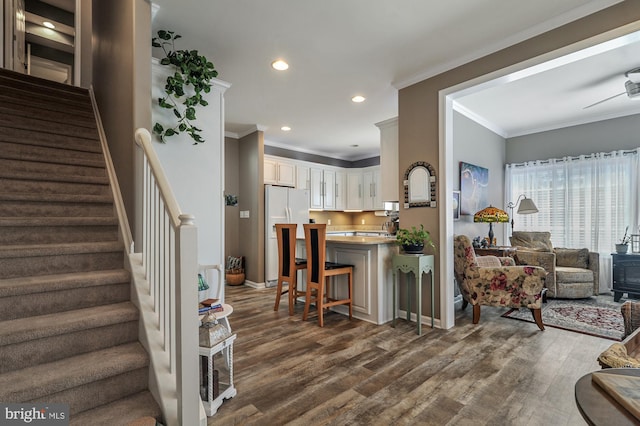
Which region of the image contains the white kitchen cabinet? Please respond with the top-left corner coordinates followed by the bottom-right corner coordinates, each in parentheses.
top-left (362, 166), bottom-right (382, 211)
top-left (264, 156), bottom-right (296, 187)
top-left (310, 166), bottom-right (336, 210)
top-left (376, 117), bottom-right (398, 203)
top-left (296, 164), bottom-right (310, 190)
top-left (326, 241), bottom-right (397, 325)
top-left (335, 170), bottom-right (346, 211)
top-left (346, 171), bottom-right (363, 210)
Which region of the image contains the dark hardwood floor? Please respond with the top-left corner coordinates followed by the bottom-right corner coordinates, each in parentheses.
top-left (210, 285), bottom-right (612, 425)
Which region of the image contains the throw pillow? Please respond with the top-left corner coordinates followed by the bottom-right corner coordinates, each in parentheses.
top-left (598, 343), bottom-right (640, 368)
top-left (226, 255), bottom-right (243, 270)
top-left (510, 231), bottom-right (553, 252)
top-left (554, 247), bottom-right (589, 269)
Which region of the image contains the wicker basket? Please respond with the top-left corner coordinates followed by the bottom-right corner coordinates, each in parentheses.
top-left (225, 268), bottom-right (245, 286)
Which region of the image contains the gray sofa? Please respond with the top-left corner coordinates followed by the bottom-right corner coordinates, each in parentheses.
top-left (510, 231), bottom-right (599, 299)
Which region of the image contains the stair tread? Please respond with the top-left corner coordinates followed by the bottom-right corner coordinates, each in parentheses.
top-left (0, 342), bottom-right (148, 403)
top-left (70, 391), bottom-right (161, 426)
top-left (0, 191), bottom-right (113, 203)
top-left (0, 177), bottom-right (111, 197)
top-left (0, 128), bottom-right (102, 153)
top-left (0, 157), bottom-right (106, 174)
top-left (0, 171), bottom-right (109, 185)
top-left (0, 216), bottom-right (118, 227)
top-left (0, 69), bottom-right (89, 96)
top-left (0, 269), bottom-right (130, 298)
top-left (0, 241), bottom-right (123, 259)
top-left (0, 103), bottom-right (97, 129)
top-left (0, 302), bottom-right (138, 346)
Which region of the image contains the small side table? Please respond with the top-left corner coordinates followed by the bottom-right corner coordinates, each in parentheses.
top-left (575, 368), bottom-right (640, 425)
top-left (199, 333), bottom-right (237, 416)
top-left (391, 253), bottom-right (435, 335)
top-left (474, 246), bottom-right (517, 258)
top-left (199, 303), bottom-right (234, 332)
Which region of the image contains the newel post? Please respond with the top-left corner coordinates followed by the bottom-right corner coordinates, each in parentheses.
top-left (176, 213), bottom-right (199, 426)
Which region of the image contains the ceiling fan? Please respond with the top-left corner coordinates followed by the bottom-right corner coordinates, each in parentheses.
top-left (584, 67), bottom-right (640, 109)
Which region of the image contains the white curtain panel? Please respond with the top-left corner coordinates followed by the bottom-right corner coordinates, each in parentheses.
top-left (505, 148), bottom-right (640, 292)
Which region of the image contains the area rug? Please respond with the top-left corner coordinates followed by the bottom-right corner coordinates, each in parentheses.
top-left (502, 297), bottom-right (625, 341)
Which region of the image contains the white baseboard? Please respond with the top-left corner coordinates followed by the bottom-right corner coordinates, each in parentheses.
top-left (397, 309), bottom-right (441, 329)
top-left (242, 280), bottom-right (265, 289)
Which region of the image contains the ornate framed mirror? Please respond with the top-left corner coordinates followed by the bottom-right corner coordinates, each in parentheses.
top-left (403, 161), bottom-right (437, 208)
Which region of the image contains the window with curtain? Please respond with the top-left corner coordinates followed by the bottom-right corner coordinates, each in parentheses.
top-left (505, 148), bottom-right (640, 290)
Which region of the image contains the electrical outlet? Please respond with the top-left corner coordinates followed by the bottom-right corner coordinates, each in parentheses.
top-left (361, 219), bottom-right (365, 225)
top-left (328, 219), bottom-right (331, 225)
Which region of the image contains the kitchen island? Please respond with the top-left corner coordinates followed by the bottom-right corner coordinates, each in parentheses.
top-left (297, 234), bottom-right (398, 325)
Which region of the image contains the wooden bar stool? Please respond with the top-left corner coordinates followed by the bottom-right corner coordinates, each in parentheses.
top-left (273, 223), bottom-right (307, 315)
top-left (302, 223), bottom-right (353, 327)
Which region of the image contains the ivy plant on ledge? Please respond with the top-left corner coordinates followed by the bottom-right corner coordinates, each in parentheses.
top-left (152, 30), bottom-right (218, 144)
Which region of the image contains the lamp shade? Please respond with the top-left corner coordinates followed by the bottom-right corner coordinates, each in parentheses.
top-left (198, 273), bottom-right (210, 291)
top-left (517, 197), bottom-right (538, 214)
top-left (473, 205), bottom-right (509, 223)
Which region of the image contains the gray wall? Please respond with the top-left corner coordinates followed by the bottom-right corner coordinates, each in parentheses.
top-left (453, 111), bottom-right (508, 246)
top-left (225, 136), bottom-right (240, 258)
top-left (238, 131), bottom-right (264, 284)
top-left (265, 145), bottom-right (379, 168)
top-left (506, 114), bottom-right (640, 163)
top-left (92, 0), bottom-right (151, 244)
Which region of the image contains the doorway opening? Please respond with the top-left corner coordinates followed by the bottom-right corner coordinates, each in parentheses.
top-left (4, 0), bottom-right (76, 84)
top-left (440, 23), bottom-right (640, 329)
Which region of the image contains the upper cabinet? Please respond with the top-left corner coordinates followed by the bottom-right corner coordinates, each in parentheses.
top-left (296, 164), bottom-right (310, 190)
top-left (362, 166), bottom-right (382, 211)
top-left (310, 166), bottom-right (336, 210)
top-left (264, 156), bottom-right (296, 187)
top-left (335, 170), bottom-right (346, 211)
top-left (376, 117), bottom-right (398, 202)
top-left (264, 156), bottom-right (384, 211)
top-left (346, 170), bottom-right (363, 210)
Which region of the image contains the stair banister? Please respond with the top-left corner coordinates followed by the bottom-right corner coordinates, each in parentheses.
top-left (89, 88), bottom-right (134, 252)
top-left (133, 128), bottom-right (201, 426)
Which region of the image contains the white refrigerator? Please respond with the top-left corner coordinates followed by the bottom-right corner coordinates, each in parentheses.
top-left (265, 185), bottom-right (309, 287)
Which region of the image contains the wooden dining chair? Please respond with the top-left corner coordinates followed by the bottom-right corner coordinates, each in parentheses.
top-left (302, 223), bottom-right (353, 327)
top-left (273, 223), bottom-right (307, 315)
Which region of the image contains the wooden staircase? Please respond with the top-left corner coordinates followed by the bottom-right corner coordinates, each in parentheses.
top-left (0, 69), bottom-right (162, 425)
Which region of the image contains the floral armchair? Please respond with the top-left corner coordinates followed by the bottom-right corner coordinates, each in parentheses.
top-left (454, 235), bottom-right (547, 330)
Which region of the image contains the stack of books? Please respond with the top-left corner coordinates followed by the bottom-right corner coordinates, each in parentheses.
top-left (198, 298), bottom-right (224, 314)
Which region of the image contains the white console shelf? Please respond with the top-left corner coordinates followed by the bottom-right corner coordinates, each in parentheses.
top-left (199, 333), bottom-right (237, 416)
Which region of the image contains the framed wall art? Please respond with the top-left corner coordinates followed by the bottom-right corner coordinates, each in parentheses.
top-left (453, 191), bottom-right (460, 221)
top-left (460, 161), bottom-right (488, 215)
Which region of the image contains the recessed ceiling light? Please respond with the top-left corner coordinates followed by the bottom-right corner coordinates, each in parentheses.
top-left (271, 60), bottom-right (289, 71)
top-left (281, 126), bottom-right (291, 131)
top-left (351, 95), bottom-right (365, 103)
top-left (43, 21), bottom-right (55, 29)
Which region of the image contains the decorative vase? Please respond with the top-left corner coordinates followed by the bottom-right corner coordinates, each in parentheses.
top-left (616, 243), bottom-right (629, 254)
top-left (402, 243), bottom-right (424, 254)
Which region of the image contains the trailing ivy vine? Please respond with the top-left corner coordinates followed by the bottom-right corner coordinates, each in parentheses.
top-left (152, 30), bottom-right (218, 144)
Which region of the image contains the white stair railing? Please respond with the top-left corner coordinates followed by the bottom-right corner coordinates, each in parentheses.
top-left (132, 128), bottom-right (200, 426)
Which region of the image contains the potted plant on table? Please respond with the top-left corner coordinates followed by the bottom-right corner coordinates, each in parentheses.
top-left (616, 226), bottom-right (631, 254)
top-left (396, 224), bottom-right (436, 254)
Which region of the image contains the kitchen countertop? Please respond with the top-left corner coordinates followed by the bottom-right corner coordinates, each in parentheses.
top-left (296, 234), bottom-right (397, 245)
top-left (326, 235), bottom-right (397, 245)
